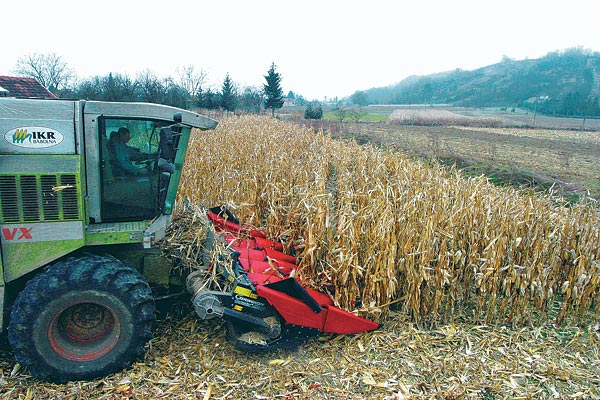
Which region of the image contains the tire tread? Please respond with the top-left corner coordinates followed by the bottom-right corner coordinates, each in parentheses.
top-left (8, 254), bottom-right (155, 382)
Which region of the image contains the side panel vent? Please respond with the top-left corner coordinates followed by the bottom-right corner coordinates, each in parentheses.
top-left (0, 176), bottom-right (18, 223)
top-left (0, 174), bottom-right (81, 223)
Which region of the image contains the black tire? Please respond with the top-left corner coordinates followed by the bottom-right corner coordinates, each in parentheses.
top-left (8, 254), bottom-right (155, 382)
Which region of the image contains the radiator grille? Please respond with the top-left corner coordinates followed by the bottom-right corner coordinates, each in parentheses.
top-left (0, 175), bottom-right (81, 223)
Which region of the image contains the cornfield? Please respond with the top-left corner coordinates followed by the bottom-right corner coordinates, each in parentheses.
top-left (389, 108), bottom-right (503, 127)
top-left (178, 115), bottom-right (600, 327)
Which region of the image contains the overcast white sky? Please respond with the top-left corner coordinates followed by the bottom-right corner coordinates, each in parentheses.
top-left (2, 0), bottom-right (599, 100)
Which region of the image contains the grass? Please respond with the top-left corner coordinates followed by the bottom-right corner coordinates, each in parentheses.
top-left (322, 112), bottom-right (388, 122)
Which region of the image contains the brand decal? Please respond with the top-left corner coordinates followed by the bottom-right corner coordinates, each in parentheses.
top-left (2, 227), bottom-right (33, 241)
top-left (234, 295), bottom-right (266, 311)
top-left (4, 127), bottom-right (64, 148)
top-left (1, 222), bottom-right (83, 244)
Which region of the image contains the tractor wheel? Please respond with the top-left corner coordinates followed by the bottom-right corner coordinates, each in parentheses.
top-left (8, 254), bottom-right (155, 382)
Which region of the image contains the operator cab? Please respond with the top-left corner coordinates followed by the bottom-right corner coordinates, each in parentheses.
top-left (99, 117), bottom-right (168, 222)
top-left (82, 101), bottom-right (217, 226)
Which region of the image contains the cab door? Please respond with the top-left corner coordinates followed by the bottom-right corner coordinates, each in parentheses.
top-left (98, 117), bottom-right (165, 222)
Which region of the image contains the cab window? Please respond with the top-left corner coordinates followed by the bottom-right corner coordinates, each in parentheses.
top-left (99, 118), bottom-right (166, 222)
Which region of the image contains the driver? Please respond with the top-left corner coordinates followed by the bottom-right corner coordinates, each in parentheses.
top-left (111, 127), bottom-right (151, 176)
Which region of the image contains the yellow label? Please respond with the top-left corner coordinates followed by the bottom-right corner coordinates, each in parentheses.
top-left (234, 286), bottom-right (258, 299)
top-left (234, 305), bottom-right (243, 311)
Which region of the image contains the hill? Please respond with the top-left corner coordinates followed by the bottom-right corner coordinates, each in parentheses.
top-left (355, 48), bottom-right (600, 117)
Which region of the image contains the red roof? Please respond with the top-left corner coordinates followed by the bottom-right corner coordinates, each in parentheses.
top-left (0, 76), bottom-right (57, 99)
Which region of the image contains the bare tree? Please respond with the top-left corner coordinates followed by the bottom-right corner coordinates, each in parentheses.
top-left (102, 73), bottom-right (136, 102)
top-left (135, 70), bottom-right (166, 104)
top-left (13, 53), bottom-right (75, 94)
top-left (334, 108), bottom-right (347, 122)
top-left (176, 65), bottom-right (207, 107)
top-left (348, 108), bottom-right (367, 123)
top-left (240, 86), bottom-right (263, 113)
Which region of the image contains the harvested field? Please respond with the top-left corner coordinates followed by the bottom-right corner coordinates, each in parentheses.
top-left (2, 309), bottom-right (599, 399)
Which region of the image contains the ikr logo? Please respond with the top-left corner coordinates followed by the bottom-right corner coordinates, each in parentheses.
top-left (4, 126), bottom-right (64, 148)
top-left (12, 128), bottom-right (32, 144)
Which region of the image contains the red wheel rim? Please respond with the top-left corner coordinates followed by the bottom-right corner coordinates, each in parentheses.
top-left (48, 301), bottom-right (121, 362)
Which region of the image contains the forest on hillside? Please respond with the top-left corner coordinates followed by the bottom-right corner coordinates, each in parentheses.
top-left (354, 48), bottom-right (600, 117)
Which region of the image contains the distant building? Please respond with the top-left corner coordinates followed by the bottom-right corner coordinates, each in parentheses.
top-left (0, 76), bottom-right (57, 99)
top-left (282, 98), bottom-right (296, 107)
top-left (526, 95), bottom-right (550, 104)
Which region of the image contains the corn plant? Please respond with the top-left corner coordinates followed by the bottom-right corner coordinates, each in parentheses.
top-left (178, 115), bottom-right (600, 326)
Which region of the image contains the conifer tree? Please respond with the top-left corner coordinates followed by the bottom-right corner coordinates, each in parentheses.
top-left (263, 63), bottom-right (284, 117)
top-left (220, 73), bottom-right (237, 112)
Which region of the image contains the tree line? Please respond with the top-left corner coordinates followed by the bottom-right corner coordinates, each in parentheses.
top-left (349, 47), bottom-right (600, 118)
top-left (11, 53), bottom-right (290, 115)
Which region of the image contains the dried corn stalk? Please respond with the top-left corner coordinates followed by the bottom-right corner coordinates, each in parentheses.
top-left (175, 115), bottom-right (600, 327)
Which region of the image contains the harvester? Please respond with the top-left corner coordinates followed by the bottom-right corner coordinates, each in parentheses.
top-left (0, 98), bottom-right (379, 383)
